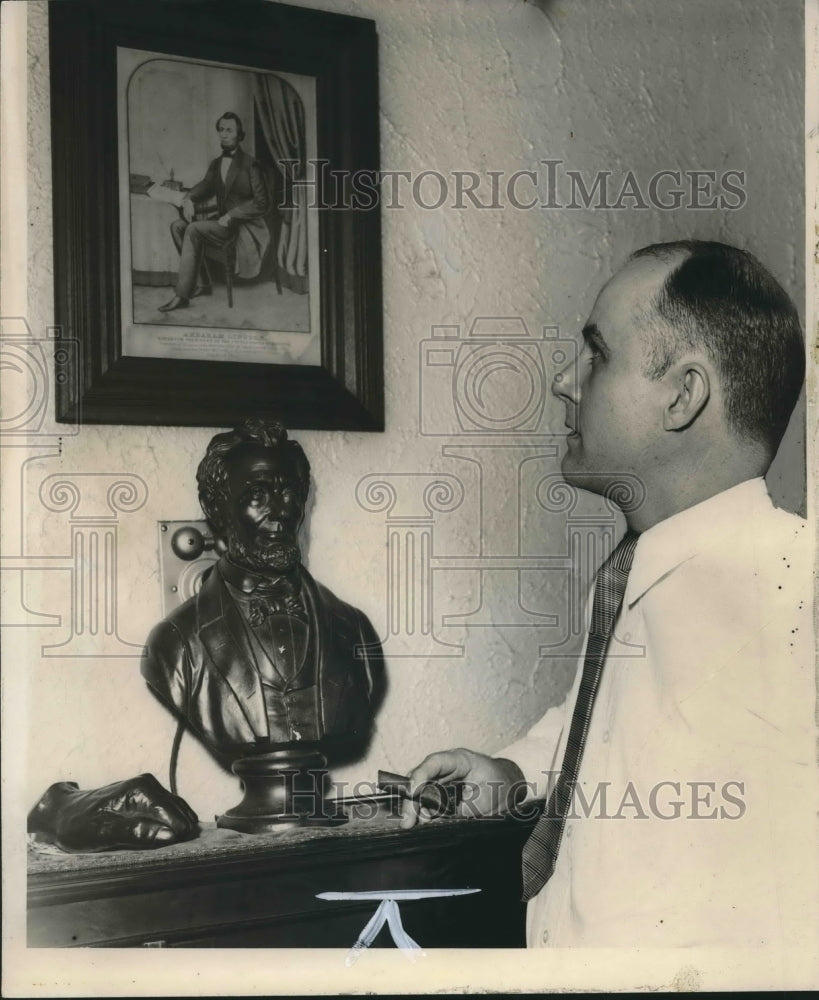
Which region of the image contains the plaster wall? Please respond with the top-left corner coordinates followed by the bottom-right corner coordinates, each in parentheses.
top-left (8, 0), bottom-right (806, 819)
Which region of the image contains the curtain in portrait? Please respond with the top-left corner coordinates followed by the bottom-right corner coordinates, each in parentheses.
top-left (253, 74), bottom-right (309, 293)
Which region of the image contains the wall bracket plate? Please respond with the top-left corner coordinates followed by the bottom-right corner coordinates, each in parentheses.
top-left (157, 520), bottom-right (221, 616)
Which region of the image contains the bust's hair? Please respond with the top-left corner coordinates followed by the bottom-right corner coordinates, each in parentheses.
top-left (631, 240), bottom-right (804, 452)
top-left (197, 418), bottom-right (310, 532)
top-left (215, 111), bottom-right (245, 142)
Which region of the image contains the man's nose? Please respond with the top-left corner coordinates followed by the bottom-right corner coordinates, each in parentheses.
top-left (551, 357), bottom-right (578, 402)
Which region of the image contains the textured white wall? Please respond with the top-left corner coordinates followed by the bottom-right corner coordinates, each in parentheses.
top-left (15, 0), bottom-right (805, 819)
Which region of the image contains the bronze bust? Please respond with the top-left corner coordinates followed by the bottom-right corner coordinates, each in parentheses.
top-left (29, 419), bottom-right (385, 848)
top-left (142, 419), bottom-right (383, 766)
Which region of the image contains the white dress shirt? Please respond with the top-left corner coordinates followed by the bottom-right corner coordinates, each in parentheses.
top-left (220, 153), bottom-right (232, 185)
top-left (498, 478), bottom-right (816, 949)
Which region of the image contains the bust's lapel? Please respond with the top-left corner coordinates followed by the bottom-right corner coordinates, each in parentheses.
top-left (196, 568), bottom-right (268, 738)
top-left (299, 568), bottom-right (331, 732)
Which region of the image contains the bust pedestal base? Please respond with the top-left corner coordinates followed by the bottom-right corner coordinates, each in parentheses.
top-left (216, 748), bottom-right (347, 834)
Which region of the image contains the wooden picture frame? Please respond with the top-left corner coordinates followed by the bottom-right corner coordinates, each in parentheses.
top-left (49, 0), bottom-right (383, 430)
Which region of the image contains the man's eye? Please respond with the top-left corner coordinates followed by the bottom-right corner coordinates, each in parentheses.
top-left (246, 487), bottom-right (267, 503)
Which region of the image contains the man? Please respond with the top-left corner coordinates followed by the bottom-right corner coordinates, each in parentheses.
top-left (159, 112), bottom-right (270, 312)
top-left (28, 419), bottom-right (384, 850)
top-left (401, 241), bottom-right (815, 949)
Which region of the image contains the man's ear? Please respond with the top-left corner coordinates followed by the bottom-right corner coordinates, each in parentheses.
top-left (662, 361), bottom-right (710, 431)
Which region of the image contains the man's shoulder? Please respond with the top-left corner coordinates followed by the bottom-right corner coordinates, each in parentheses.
top-left (637, 486), bottom-right (809, 610)
top-left (669, 493), bottom-right (811, 624)
top-left (693, 483), bottom-right (807, 562)
top-left (695, 497), bottom-right (807, 569)
top-left (737, 494), bottom-right (808, 561)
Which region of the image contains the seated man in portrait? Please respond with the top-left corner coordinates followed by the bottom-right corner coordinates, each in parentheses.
top-left (28, 419), bottom-right (384, 850)
top-left (159, 111), bottom-right (270, 312)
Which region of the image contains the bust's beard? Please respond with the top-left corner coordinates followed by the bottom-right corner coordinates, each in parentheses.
top-left (227, 531), bottom-right (301, 574)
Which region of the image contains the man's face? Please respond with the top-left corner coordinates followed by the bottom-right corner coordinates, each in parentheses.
top-left (222, 443), bottom-right (305, 573)
top-left (552, 255), bottom-right (678, 497)
top-left (217, 118), bottom-right (240, 152)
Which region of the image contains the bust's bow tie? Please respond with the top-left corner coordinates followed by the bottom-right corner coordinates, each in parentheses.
top-left (221, 150), bottom-right (236, 159)
top-left (247, 576), bottom-right (306, 626)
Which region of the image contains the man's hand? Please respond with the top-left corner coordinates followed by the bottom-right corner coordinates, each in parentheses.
top-left (399, 748), bottom-right (526, 829)
top-left (28, 773), bottom-right (199, 852)
top-left (217, 213), bottom-right (231, 227)
top-left (181, 197), bottom-right (194, 222)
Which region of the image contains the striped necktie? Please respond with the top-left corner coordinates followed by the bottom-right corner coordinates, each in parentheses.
top-left (521, 530), bottom-right (640, 901)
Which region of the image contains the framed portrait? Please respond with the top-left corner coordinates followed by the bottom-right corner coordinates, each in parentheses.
top-left (49, 0), bottom-right (383, 430)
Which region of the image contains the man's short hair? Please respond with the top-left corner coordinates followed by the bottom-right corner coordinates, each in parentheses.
top-left (215, 111), bottom-right (245, 142)
top-left (632, 240), bottom-right (804, 451)
top-left (197, 418), bottom-right (310, 532)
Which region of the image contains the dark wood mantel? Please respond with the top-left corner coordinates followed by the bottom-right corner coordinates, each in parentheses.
top-left (28, 808), bottom-right (535, 948)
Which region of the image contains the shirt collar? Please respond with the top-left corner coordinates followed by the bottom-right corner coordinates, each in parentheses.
top-left (624, 477), bottom-right (773, 608)
top-left (218, 554), bottom-right (302, 594)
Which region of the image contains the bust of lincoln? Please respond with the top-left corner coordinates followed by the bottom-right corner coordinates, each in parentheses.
top-left (141, 418), bottom-right (384, 766)
top-left (28, 419), bottom-right (384, 850)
